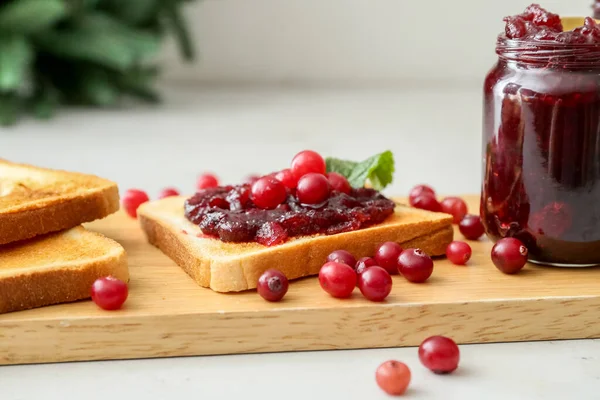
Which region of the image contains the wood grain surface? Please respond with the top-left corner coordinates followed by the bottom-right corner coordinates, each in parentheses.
top-left (1, 196), bottom-right (599, 366)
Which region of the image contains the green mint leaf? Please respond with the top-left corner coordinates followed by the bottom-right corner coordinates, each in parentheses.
top-left (326, 150), bottom-right (395, 191)
top-left (325, 157), bottom-right (358, 179)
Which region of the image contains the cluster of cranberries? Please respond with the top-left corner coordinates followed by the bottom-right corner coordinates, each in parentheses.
top-left (376, 335), bottom-right (461, 395)
top-left (411, 183), bottom-right (529, 274)
top-left (503, 4), bottom-right (600, 44)
top-left (408, 184), bottom-right (485, 241)
top-left (256, 242), bottom-right (435, 303)
top-left (243, 150), bottom-right (346, 210)
top-left (319, 243), bottom-right (436, 301)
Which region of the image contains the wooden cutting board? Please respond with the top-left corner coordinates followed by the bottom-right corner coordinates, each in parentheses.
top-left (1, 196), bottom-right (599, 366)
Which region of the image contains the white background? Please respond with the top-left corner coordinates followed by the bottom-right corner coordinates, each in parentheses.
top-left (163, 0), bottom-right (591, 86)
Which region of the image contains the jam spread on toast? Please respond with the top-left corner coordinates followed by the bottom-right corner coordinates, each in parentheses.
top-left (184, 185), bottom-right (395, 246)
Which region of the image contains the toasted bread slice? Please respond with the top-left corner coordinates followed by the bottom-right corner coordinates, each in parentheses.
top-left (0, 159), bottom-right (120, 245)
top-left (0, 226), bottom-right (128, 314)
top-left (138, 196), bottom-right (454, 293)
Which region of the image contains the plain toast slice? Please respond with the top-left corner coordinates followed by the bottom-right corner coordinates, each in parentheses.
top-left (0, 159), bottom-right (120, 245)
top-left (0, 226), bottom-right (128, 314)
top-left (138, 196), bottom-right (453, 293)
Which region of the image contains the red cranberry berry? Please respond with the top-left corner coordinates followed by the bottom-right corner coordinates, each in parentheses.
top-left (459, 214), bottom-right (485, 240)
top-left (355, 256), bottom-right (378, 275)
top-left (291, 150), bottom-right (326, 180)
top-left (440, 197), bottom-right (468, 224)
top-left (375, 360), bottom-right (411, 396)
top-left (397, 248), bottom-right (434, 283)
top-left (358, 266), bottom-right (392, 302)
top-left (244, 174), bottom-right (261, 185)
top-left (274, 168), bottom-right (298, 189)
top-left (158, 187), bottom-right (180, 199)
top-left (257, 269), bottom-right (289, 302)
top-left (318, 262), bottom-right (356, 298)
top-left (296, 173), bottom-right (331, 205)
top-left (446, 241), bottom-right (472, 266)
top-left (409, 184), bottom-right (436, 205)
top-left (419, 336), bottom-right (460, 374)
top-left (326, 250), bottom-right (356, 268)
top-left (491, 238), bottom-right (528, 274)
top-left (375, 242), bottom-right (403, 275)
top-left (122, 189), bottom-right (149, 218)
top-left (412, 194), bottom-right (442, 212)
top-left (91, 276), bottom-right (128, 310)
top-left (196, 173), bottom-right (219, 190)
top-left (251, 176), bottom-right (287, 210)
top-left (327, 172), bottom-right (351, 194)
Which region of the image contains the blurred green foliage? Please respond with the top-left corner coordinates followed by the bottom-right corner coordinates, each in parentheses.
top-left (0, 0), bottom-right (196, 125)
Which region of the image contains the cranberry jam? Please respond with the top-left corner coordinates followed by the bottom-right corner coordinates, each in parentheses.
top-left (482, 5), bottom-right (600, 266)
top-left (184, 185), bottom-right (396, 246)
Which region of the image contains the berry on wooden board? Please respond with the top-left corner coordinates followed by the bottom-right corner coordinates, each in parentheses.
top-left (318, 262), bottom-right (357, 298)
top-left (440, 197), bottom-right (468, 224)
top-left (355, 257), bottom-right (378, 275)
top-left (122, 189), bottom-right (149, 218)
top-left (446, 241), bottom-right (472, 265)
top-left (491, 238), bottom-right (528, 274)
top-left (326, 250), bottom-right (356, 268)
top-left (358, 266), bottom-right (392, 302)
top-left (459, 214), bottom-right (485, 240)
top-left (375, 242), bottom-right (403, 275)
top-left (412, 194), bottom-right (442, 212)
top-left (409, 184), bottom-right (436, 206)
top-left (91, 276), bottom-right (128, 311)
top-left (257, 269), bottom-right (289, 302)
top-left (397, 248), bottom-right (434, 283)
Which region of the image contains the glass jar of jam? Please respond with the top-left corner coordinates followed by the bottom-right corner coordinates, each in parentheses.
top-left (481, 6), bottom-right (600, 267)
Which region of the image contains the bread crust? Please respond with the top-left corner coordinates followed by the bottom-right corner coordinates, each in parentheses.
top-left (0, 159), bottom-right (120, 245)
top-left (139, 198), bottom-right (454, 293)
top-left (0, 229), bottom-right (128, 314)
top-left (0, 185), bottom-right (119, 246)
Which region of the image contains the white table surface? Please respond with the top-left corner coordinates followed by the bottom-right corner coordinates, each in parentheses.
top-left (0, 86), bottom-right (598, 399)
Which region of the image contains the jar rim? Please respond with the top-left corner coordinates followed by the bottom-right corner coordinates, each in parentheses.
top-left (496, 36), bottom-right (600, 68)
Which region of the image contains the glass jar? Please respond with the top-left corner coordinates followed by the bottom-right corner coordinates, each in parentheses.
top-left (594, 1), bottom-right (600, 20)
top-left (481, 29), bottom-right (600, 267)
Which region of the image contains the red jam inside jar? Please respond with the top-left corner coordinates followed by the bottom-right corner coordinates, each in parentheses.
top-left (481, 5), bottom-right (600, 266)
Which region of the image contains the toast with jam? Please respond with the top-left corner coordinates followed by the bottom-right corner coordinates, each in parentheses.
top-left (138, 150), bottom-right (454, 293)
top-left (0, 226), bottom-right (128, 314)
top-left (139, 196), bottom-right (453, 292)
top-left (0, 159), bottom-right (120, 245)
